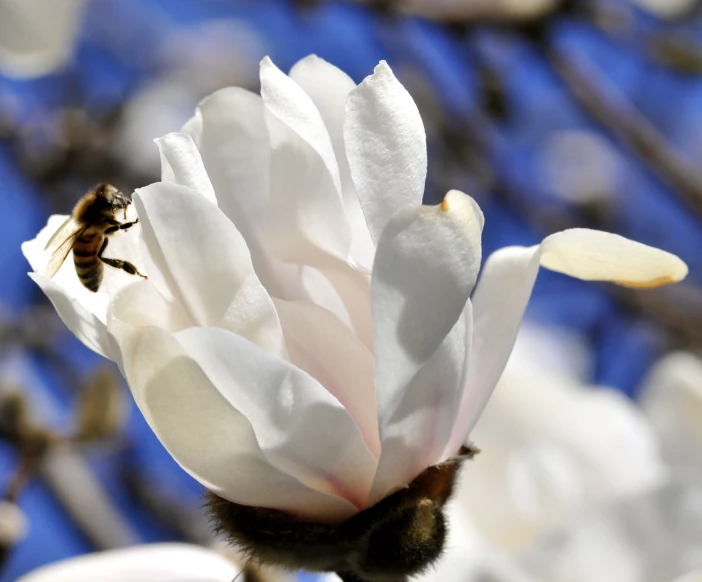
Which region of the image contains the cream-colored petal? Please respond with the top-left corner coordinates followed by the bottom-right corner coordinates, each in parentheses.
top-left (540, 229), bottom-right (688, 288)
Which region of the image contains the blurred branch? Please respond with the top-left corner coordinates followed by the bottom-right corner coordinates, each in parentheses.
top-left (543, 43), bottom-right (702, 220)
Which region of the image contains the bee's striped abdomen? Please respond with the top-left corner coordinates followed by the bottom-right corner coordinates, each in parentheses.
top-left (73, 234), bottom-right (103, 292)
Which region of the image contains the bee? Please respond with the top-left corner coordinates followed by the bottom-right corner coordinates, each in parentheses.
top-left (209, 446), bottom-right (478, 582)
top-left (44, 184), bottom-right (146, 292)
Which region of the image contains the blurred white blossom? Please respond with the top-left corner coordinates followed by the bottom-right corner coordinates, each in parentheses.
top-left (454, 324), bottom-right (665, 550)
top-left (641, 352), bottom-right (702, 472)
top-left (0, 0), bottom-right (87, 78)
top-left (517, 478), bottom-right (702, 582)
top-left (16, 544), bottom-right (240, 582)
top-left (631, 0), bottom-right (696, 19)
top-left (22, 55), bottom-right (688, 522)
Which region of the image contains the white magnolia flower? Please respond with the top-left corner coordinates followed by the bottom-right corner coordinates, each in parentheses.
top-left (22, 55), bottom-right (688, 523)
top-left (16, 544), bottom-right (239, 582)
top-left (0, 0), bottom-right (87, 79)
top-left (453, 324), bottom-right (666, 550)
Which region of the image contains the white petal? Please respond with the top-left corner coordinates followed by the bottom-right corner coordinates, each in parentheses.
top-left (27, 273), bottom-right (111, 358)
top-left (263, 91), bottom-right (351, 267)
top-left (0, 0), bottom-right (86, 79)
top-left (260, 56), bottom-right (342, 195)
top-left (345, 60), bottom-right (427, 244)
top-left (449, 245), bottom-right (541, 447)
top-left (175, 327), bottom-right (377, 509)
top-left (290, 54), bottom-right (375, 269)
top-left (155, 132), bottom-right (216, 204)
top-left (372, 190), bottom-right (483, 415)
top-left (187, 88), bottom-right (302, 300)
top-left (16, 543), bottom-right (239, 582)
top-left (369, 304), bottom-right (471, 505)
top-left (109, 312), bottom-right (356, 522)
top-left (540, 228), bottom-right (688, 288)
top-left (274, 298), bottom-right (379, 457)
top-left (134, 182), bottom-right (285, 357)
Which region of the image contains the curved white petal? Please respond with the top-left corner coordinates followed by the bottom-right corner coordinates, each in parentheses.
top-left (0, 0), bottom-right (86, 79)
top-left (175, 327), bottom-right (377, 509)
top-left (345, 60), bottom-right (427, 244)
top-left (263, 92), bottom-right (351, 267)
top-left (109, 306), bottom-right (357, 521)
top-left (260, 56), bottom-right (342, 195)
top-left (155, 132), bottom-right (216, 204)
top-left (290, 54), bottom-right (375, 270)
top-left (134, 182), bottom-right (285, 358)
top-left (369, 304), bottom-right (471, 505)
top-left (186, 87), bottom-right (303, 300)
top-left (449, 245), bottom-right (541, 449)
top-left (274, 298), bottom-right (379, 457)
top-left (27, 273), bottom-right (111, 358)
top-left (540, 229), bottom-right (688, 288)
top-left (16, 544), bottom-right (239, 582)
top-left (372, 190), bottom-right (483, 413)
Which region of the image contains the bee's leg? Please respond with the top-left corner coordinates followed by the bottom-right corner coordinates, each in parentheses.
top-left (97, 237), bottom-right (147, 279)
top-left (104, 218), bottom-right (139, 234)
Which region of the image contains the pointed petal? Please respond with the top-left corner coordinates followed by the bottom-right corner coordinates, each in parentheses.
top-left (262, 92), bottom-right (351, 267)
top-left (369, 304), bottom-right (471, 505)
top-left (274, 298), bottom-right (379, 457)
top-left (372, 190), bottom-right (483, 412)
top-left (175, 327), bottom-right (377, 509)
top-left (134, 182), bottom-right (285, 357)
top-left (449, 245), bottom-right (542, 447)
top-left (540, 229), bottom-right (688, 288)
top-left (290, 54), bottom-right (375, 269)
top-left (260, 56), bottom-right (341, 195)
top-left (345, 61), bottom-right (427, 244)
top-left (109, 307), bottom-right (357, 521)
top-left (186, 88), bottom-right (302, 300)
top-left (16, 543), bottom-right (240, 582)
top-left (155, 132), bottom-right (216, 204)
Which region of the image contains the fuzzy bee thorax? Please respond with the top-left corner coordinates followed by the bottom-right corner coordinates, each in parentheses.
top-left (207, 446), bottom-right (478, 582)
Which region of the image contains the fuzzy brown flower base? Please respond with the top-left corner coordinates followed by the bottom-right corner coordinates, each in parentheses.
top-left (207, 446), bottom-right (477, 582)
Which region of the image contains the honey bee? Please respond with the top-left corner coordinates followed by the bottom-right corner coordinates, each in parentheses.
top-left (209, 446), bottom-right (478, 582)
top-left (44, 184), bottom-right (146, 292)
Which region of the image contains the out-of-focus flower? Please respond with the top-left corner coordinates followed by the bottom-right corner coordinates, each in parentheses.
top-left (640, 352), bottom-right (702, 472)
top-left (516, 478), bottom-right (702, 582)
top-left (453, 324), bottom-right (665, 550)
top-left (631, 0), bottom-right (696, 20)
top-left (16, 543), bottom-right (240, 582)
top-left (0, 0), bottom-right (87, 79)
top-left (22, 55), bottom-right (688, 578)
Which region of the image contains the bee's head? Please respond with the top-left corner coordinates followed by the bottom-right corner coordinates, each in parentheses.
top-left (95, 183), bottom-right (130, 216)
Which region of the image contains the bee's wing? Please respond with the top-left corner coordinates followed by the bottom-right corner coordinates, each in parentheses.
top-left (44, 215), bottom-right (80, 251)
top-left (44, 220), bottom-right (87, 279)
